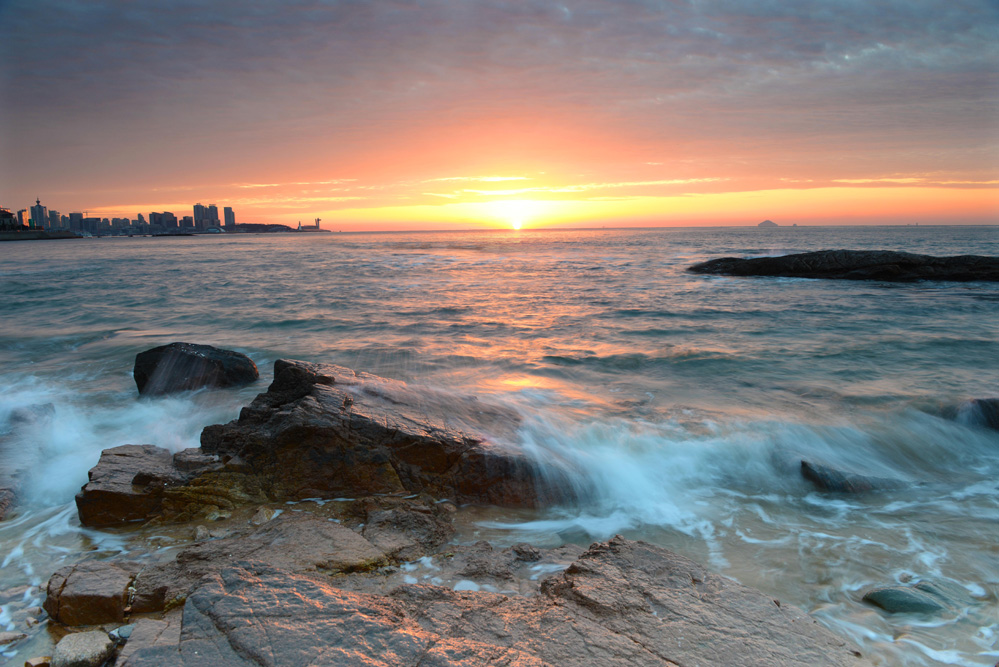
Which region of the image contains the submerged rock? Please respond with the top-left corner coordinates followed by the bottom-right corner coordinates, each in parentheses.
top-left (116, 536), bottom-right (869, 667)
top-left (688, 250), bottom-right (999, 282)
top-left (862, 586), bottom-right (947, 614)
top-left (800, 460), bottom-right (906, 494)
top-left (133, 342), bottom-right (259, 396)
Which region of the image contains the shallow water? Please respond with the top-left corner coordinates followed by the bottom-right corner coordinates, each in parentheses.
top-left (1, 226), bottom-right (997, 664)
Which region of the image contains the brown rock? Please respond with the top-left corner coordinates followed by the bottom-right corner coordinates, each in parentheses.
top-left (24, 657), bottom-right (52, 667)
top-left (197, 359), bottom-right (573, 509)
top-left (50, 630), bottom-right (114, 667)
top-left (116, 614), bottom-right (182, 667)
top-left (0, 487), bottom-right (15, 521)
top-left (0, 630), bottom-right (27, 645)
top-left (131, 512), bottom-right (388, 614)
top-left (361, 505), bottom-right (455, 560)
top-left (43, 560), bottom-right (138, 626)
top-left (74, 445), bottom-right (220, 527)
top-left (119, 536), bottom-right (869, 667)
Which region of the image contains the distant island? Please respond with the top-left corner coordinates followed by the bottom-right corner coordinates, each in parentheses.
top-left (757, 219), bottom-right (778, 227)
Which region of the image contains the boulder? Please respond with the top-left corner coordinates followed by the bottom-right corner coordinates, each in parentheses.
top-left (688, 250), bottom-right (999, 282)
top-left (43, 560), bottom-right (138, 626)
top-left (194, 359), bottom-right (573, 510)
top-left (133, 343), bottom-right (258, 396)
top-left (118, 536), bottom-right (870, 667)
top-left (861, 586), bottom-right (947, 614)
top-left (74, 445), bottom-right (219, 527)
top-left (50, 630), bottom-right (114, 667)
top-left (800, 460), bottom-right (906, 494)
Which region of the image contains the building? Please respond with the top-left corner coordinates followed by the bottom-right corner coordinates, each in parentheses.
top-left (17, 210), bottom-right (27, 226)
top-left (69, 212), bottom-right (84, 230)
top-left (223, 206), bottom-right (235, 229)
top-left (48, 210), bottom-right (61, 229)
top-left (0, 207), bottom-right (19, 231)
top-left (30, 198), bottom-right (48, 229)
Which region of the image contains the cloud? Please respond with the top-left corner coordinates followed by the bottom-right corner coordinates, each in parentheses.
top-left (2, 0), bottom-right (995, 216)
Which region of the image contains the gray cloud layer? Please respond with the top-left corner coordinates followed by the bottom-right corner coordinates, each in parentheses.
top-left (2, 0), bottom-right (996, 201)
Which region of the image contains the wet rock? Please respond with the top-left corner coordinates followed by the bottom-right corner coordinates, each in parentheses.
top-left (689, 250), bottom-right (999, 282)
top-left (75, 445), bottom-right (219, 527)
top-left (862, 586), bottom-right (947, 614)
top-left (50, 630), bottom-right (114, 667)
top-left (119, 536), bottom-right (869, 667)
top-left (800, 460), bottom-right (905, 493)
top-left (248, 506), bottom-right (276, 526)
top-left (24, 657), bottom-right (52, 667)
top-left (43, 560), bottom-right (138, 626)
top-left (116, 615), bottom-right (181, 667)
top-left (0, 630), bottom-right (27, 645)
top-left (951, 398), bottom-right (999, 431)
top-left (130, 512), bottom-right (388, 614)
top-left (196, 359), bottom-right (573, 510)
top-left (361, 505), bottom-right (455, 560)
top-left (133, 342), bottom-right (259, 396)
top-left (193, 525), bottom-right (211, 540)
top-left (0, 487), bottom-right (14, 520)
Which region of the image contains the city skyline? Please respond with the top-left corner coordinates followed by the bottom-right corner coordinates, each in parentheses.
top-left (1, 1), bottom-right (996, 230)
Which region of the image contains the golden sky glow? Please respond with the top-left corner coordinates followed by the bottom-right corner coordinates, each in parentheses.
top-left (1, 1), bottom-right (996, 229)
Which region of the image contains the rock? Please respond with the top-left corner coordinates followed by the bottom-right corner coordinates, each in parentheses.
top-left (50, 630), bottom-right (114, 667)
top-left (361, 505), bottom-right (455, 560)
top-left (862, 586), bottom-right (947, 614)
top-left (0, 487), bottom-right (14, 521)
top-left (952, 398), bottom-right (999, 431)
top-left (116, 615), bottom-right (181, 667)
top-left (193, 525), bottom-right (211, 540)
top-left (110, 623), bottom-right (135, 641)
top-left (195, 359), bottom-right (573, 510)
top-left (688, 250), bottom-right (999, 282)
top-left (800, 460), bottom-right (906, 493)
top-left (24, 657), bottom-right (52, 667)
top-left (43, 560), bottom-right (138, 626)
top-left (74, 444), bottom-right (219, 527)
top-left (119, 536), bottom-right (869, 666)
top-left (0, 630), bottom-right (27, 645)
top-left (248, 507), bottom-right (276, 526)
top-left (133, 342), bottom-right (259, 396)
top-left (130, 512), bottom-right (389, 614)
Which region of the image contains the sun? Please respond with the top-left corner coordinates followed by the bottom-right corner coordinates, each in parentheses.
top-left (487, 199), bottom-right (545, 230)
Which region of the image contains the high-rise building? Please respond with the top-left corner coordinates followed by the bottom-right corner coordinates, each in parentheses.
top-left (48, 211), bottom-right (61, 228)
top-left (30, 198), bottom-right (48, 229)
top-left (207, 205), bottom-right (220, 227)
top-left (17, 210), bottom-right (27, 226)
top-left (223, 206), bottom-right (235, 228)
top-left (69, 212), bottom-right (83, 230)
top-left (193, 203), bottom-right (207, 230)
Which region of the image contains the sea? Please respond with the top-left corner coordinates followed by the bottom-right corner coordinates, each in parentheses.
top-left (0, 225), bottom-right (996, 665)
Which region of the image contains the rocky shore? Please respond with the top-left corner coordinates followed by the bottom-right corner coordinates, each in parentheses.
top-left (12, 348), bottom-right (995, 665)
top-left (688, 249), bottom-right (999, 282)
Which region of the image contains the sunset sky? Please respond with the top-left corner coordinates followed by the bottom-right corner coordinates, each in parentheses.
top-left (1, 0), bottom-right (997, 230)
